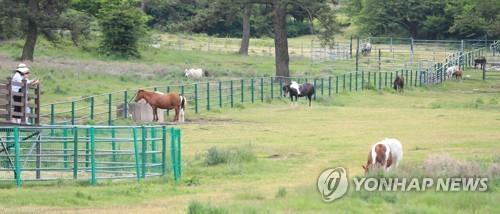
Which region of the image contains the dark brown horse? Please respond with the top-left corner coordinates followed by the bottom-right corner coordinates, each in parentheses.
top-left (474, 56), bottom-right (486, 70)
top-left (393, 75), bottom-right (404, 92)
top-left (134, 89), bottom-right (186, 122)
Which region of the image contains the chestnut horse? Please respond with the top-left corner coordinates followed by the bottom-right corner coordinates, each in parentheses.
top-left (134, 89), bottom-right (186, 122)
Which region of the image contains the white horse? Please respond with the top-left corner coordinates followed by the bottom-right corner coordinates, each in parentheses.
top-left (362, 138), bottom-right (403, 173)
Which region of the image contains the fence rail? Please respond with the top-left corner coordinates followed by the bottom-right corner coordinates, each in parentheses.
top-left (0, 125), bottom-right (181, 186)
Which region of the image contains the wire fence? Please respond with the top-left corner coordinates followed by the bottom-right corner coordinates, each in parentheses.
top-left (0, 125), bottom-right (181, 186)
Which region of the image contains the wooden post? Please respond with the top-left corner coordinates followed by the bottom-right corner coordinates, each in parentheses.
top-left (21, 79), bottom-right (28, 124)
top-left (35, 84), bottom-right (40, 125)
top-left (6, 77), bottom-right (12, 122)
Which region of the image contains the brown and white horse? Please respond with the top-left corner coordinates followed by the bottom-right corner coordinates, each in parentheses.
top-left (362, 138), bottom-right (403, 173)
top-left (134, 89), bottom-right (186, 122)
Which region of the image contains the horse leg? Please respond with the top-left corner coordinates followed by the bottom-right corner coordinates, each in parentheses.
top-left (308, 95), bottom-right (312, 106)
top-left (174, 107), bottom-right (179, 122)
top-left (153, 107), bottom-right (158, 122)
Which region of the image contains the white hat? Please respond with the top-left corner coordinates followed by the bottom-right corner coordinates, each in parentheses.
top-left (16, 63), bottom-right (30, 74)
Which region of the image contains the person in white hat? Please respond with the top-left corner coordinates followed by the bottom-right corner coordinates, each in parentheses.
top-left (11, 63), bottom-right (39, 123)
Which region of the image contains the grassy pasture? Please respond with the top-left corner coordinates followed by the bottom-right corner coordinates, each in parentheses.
top-left (0, 72), bottom-right (499, 213)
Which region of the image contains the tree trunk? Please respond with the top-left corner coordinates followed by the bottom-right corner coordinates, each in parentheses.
top-left (408, 23), bottom-right (418, 38)
top-left (272, 1), bottom-right (289, 79)
top-left (307, 16), bottom-right (314, 34)
top-left (239, 4), bottom-right (252, 55)
top-left (21, 18), bottom-right (38, 61)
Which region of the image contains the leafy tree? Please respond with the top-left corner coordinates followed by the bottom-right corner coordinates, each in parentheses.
top-left (98, 0), bottom-right (149, 58)
top-left (1, 0), bottom-right (70, 61)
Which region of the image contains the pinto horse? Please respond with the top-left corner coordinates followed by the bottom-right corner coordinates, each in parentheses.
top-left (393, 75), bottom-right (404, 92)
top-left (361, 42), bottom-right (372, 56)
top-left (282, 81), bottom-right (315, 106)
top-left (134, 89), bottom-right (186, 122)
top-left (362, 138), bottom-right (403, 173)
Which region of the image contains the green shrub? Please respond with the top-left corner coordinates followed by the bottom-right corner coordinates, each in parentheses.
top-left (276, 187), bottom-right (287, 198)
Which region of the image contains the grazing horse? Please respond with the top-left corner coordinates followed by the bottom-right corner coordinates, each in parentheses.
top-left (134, 89), bottom-right (186, 122)
top-left (362, 138), bottom-right (403, 173)
top-left (282, 81), bottom-right (315, 106)
top-left (393, 75), bottom-right (404, 92)
top-left (361, 42), bottom-right (372, 56)
top-left (474, 57), bottom-right (487, 70)
top-left (452, 69), bottom-right (463, 80)
top-left (446, 65), bottom-right (459, 80)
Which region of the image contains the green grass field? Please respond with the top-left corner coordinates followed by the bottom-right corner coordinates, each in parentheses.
top-left (0, 71), bottom-right (499, 213)
top-left (0, 33), bottom-right (499, 213)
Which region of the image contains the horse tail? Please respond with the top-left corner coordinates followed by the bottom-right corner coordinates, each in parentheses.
top-left (180, 95), bottom-right (186, 111)
top-left (179, 95), bottom-right (187, 122)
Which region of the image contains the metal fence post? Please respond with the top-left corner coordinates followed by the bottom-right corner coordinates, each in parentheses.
top-left (279, 79), bottom-right (283, 97)
top-left (123, 90), bottom-right (128, 118)
top-left (355, 72), bottom-right (358, 91)
top-left (230, 80), bottom-right (234, 107)
top-left (320, 78), bottom-right (324, 96)
top-left (251, 78), bottom-right (255, 103)
top-left (343, 74), bottom-right (346, 91)
top-left (270, 77), bottom-right (274, 99)
top-left (108, 94), bottom-right (112, 125)
top-left (90, 97), bottom-right (94, 121)
top-left (132, 127), bottom-right (140, 181)
top-left (218, 81), bottom-right (222, 108)
top-left (71, 101), bottom-right (75, 125)
top-left (335, 76), bottom-right (339, 94)
top-left (378, 72), bottom-right (382, 90)
top-left (73, 127), bottom-right (78, 179)
top-left (141, 126), bottom-right (147, 179)
top-left (206, 82), bottom-right (210, 111)
top-left (14, 127), bottom-right (21, 187)
top-left (162, 126), bottom-right (167, 176)
top-left (194, 83), bottom-right (198, 113)
top-left (241, 79), bottom-right (244, 103)
top-left (90, 127), bottom-right (96, 185)
top-left (328, 76), bottom-right (332, 96)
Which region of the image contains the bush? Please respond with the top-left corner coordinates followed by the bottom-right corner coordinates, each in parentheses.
top-left (98, 1), bottom-right (148, 58)
top-left (275, 187), bottom-right (287, 198)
